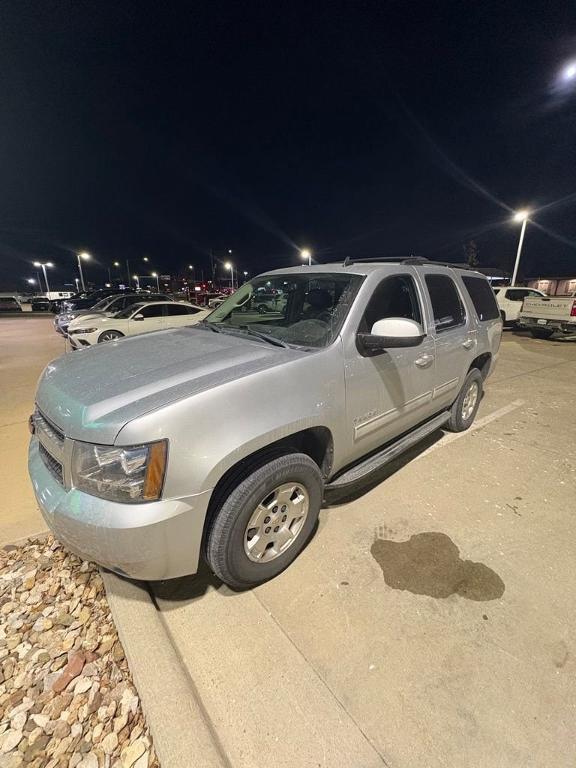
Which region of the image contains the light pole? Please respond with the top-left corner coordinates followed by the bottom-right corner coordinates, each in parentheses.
top-left (300, 248), bottom-right (312, 266)
top-left (133, 274), bottom-right (140, 290)
top-left (243, 271), bottom-right (248, 283)
top-left (151, 272), bottom-right (160, 291)
top-left (77, 252), bottom-right (90, 292)
top-left (74, 278), bottom-right (80, 292)
top-left (33, 262), bottom-right (53, 293)
top-left (224, 262), bottom-right (235, 290)
top-left (511, 211), bottom-right (530, 287)
top-left (113, 261), bottom-right (121, 282)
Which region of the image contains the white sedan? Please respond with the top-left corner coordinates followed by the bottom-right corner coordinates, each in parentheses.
top-left (67, 301), bottom-right (211, 348)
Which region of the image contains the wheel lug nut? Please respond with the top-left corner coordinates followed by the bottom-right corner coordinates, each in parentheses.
top-left (273, 506), bottom-right (278, 513)
top-left (282, 515), bottom-right (287, 522)
top-left (274, 526), bottom-right (280, 533)
top-left (264, 516), bottom-right (270, 523)
top-left (281, 505), bottom-right (287, 512)
top-left (265, 527), bottom-right (271, 534)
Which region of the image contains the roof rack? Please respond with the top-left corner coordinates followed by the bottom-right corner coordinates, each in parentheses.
top-left (342, 256), bottom-right (476, 270)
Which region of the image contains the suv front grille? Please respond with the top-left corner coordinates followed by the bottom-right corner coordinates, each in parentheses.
top-left (39, 443), bottom-right (64, 484)
top-left (35, 410), bottom-right (65, 446)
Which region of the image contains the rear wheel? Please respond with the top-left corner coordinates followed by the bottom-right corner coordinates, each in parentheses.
top-left (257, 304), bottom-right (268, 314)
top-left (530, 328), bottom-right (554, 340)
top-left (205, 453), bottom-right (323, 589)
top-left (98, 330), bottom-right (124, 343)
top-left (446, 369), bottom-right (483, 433)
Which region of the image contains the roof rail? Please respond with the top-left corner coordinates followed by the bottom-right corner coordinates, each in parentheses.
top-left (342, 256), bottom-right (476, 270)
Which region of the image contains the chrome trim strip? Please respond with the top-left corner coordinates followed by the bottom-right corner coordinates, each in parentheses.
top-left (433, 377), bottom-right (459, 398)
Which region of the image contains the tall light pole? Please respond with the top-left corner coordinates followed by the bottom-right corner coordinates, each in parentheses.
top-left (133, 274), bottom-right (140, 290)
top-left (243, 270), bottom-right (248, 283)
top-left (511, 211), bottom-right (530, 287)
top-left (151, 272), bottom-right (160, 291)
top-left (33, 262), bottom-right (53, 293)
top-left (77, 252), bottom-right (90, 292)
top-left (300, 248), bottom-right (312, 266)
top-left (113, 261), bottom-right (121, 282)
top-left (224, 262), bottom-right (235, 290)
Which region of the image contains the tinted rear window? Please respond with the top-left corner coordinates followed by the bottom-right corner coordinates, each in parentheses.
top-left (462, 276), bottom-right (500, 321)
top-left (424, 275), bottom-right (466, 331)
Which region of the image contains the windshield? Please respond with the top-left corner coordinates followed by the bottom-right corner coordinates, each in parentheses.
top-left (91, 297), bottom-right (114, 310)
top-left (206, 273), bottom-right (363, 348)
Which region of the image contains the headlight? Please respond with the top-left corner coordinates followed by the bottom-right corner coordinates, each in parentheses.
top-left (68, 328), bottom-right (98, 335)
top-left (71, 440), bottom-right (168, 503)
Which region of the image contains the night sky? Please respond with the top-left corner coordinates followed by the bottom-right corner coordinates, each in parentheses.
top-left (1, 0), bottom-right (576, 290)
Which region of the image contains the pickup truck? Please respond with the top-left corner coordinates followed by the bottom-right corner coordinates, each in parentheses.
top-left (518, 295), bottom-right (576, 339)
top-left (28, 258), bottom-right (502, 589)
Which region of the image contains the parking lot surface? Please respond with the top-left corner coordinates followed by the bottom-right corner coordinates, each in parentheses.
top-left (2, 316), bottom-right (575, 767)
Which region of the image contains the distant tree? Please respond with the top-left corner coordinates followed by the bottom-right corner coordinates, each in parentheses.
top-left (463, 239), bottom-right (479, 267)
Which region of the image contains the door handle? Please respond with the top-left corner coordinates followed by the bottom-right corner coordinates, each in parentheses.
top-left (462, 339), bottom-right (475, 350)
top-left (415, 354), bottom-right (434, 368)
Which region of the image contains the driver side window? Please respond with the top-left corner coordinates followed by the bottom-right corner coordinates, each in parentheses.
top-left (359, 275), bottom-right (422, 333)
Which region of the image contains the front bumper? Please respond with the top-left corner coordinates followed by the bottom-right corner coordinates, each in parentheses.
top-left (28, 437), bottom-right (212, 580)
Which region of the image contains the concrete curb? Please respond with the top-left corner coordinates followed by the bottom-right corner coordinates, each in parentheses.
top-left (102, 571), bottom-right (230, 768)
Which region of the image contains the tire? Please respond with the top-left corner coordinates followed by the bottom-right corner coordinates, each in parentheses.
top-left (257, 304), bottom-right (268, 314)
top-left (446, 369), bottom-right (483, 433)
top-left (97, 330), bottom-right (124, 343)
top-left (205, 453), bottom-right (323, 589)
top-left (530, 328), bottom-right (554, 340)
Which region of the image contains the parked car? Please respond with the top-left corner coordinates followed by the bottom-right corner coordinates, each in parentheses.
top-left (518, 294), bottom-right (576, 339)
top-left (54, 292), bottom-right (172, 336)
top-left (0, 296), bottom-right (22, 312)
top-left (207, 295), bottom-right (228, 308)
top-left (30, 296), bottom-right (52, 312)
top-left (493, 286), bottom-right (545, 326)
top-left (59, 288), bottom-right (135, 314)
top-left (29, 258), bottom-right (501, 588)
top-left (66, 300), bottom-right (210, 347)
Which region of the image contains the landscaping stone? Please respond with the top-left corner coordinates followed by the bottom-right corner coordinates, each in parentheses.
top-left (0, 536), bottom-right (159, 767)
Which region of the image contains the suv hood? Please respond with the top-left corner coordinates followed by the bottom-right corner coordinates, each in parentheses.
top-left (36, 327), bottom-right (306, 443)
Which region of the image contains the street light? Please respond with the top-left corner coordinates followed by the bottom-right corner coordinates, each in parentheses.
top-left (511, 210), bottom-right (530, 287)
top-left (133, 274), bottom-right (140, 289)
top-left (143, 257), bottom-right (149, 263)
top-left (33, 262), bottom-right (53, 293)
top-left (300, 248), bottom-right (312, 266)
top-left (77, 252), bottom-right (90, 292)
top-left (151, 271), bottom-right (160, 291)
top-left (562, 61), bottom-right (576, 82)
top-left (224, 261), bottom-right (235, 290)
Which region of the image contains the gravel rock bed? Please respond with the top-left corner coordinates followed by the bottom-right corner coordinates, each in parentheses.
top-left (0, 536), bottom-right (159, 768)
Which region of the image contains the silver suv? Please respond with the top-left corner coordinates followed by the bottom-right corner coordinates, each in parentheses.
top-left (28, 258), bottom-right (502, 589)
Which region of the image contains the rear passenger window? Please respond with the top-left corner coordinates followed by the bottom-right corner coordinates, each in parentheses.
top-left (360, 275), bottom-right (422, 333)
top-left (462, 276), bottom-right (500, 321)
top-left (425, 275), bottom-right (465, 332)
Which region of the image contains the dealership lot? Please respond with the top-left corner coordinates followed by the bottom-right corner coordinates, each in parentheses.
top-left (2, 315), bottom-right (576, 767)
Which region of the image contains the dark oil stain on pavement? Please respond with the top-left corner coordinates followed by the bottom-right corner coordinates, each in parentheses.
top-left (371, 531), bottom-right (505, 601)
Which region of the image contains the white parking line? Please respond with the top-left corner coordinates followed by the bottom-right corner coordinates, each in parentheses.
top-left (414, 399), bottom-right (525, 462)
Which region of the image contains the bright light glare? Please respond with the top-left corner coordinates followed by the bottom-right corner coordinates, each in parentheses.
top-left (143, 257), bottom-right (149, 262)
top-left (562, 62), bottom-right (576, 81)
top-left (113, 261), bottom-right (120, 267)
top-left (132, 275), bottom-right (138, 280)
top-left (513, 210), bottom-right (530, 223)
top-left (27, 278), bottom-right (35, 284)
top-left (151, 272), bottom-right (158, 277)
top-left (33, 261), bottom-right (41, 267)
top-left (46, 262), bottom-right (54, 267)
top-left (79, 252), bottom-right (91, 261)
top-left (224, 262), bottom-right (232, 270)
top-left (300, 248), bottom-right (311, 260)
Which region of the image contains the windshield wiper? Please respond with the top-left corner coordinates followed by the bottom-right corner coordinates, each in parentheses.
top-left (197, 321), bottom-right (221, 333)
top-left (237, 326), bottom-right (290, 348)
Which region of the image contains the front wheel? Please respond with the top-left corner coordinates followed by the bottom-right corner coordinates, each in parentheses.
top-left (205, 453), bottom-right (323, 589)
top-left (530, 328), bottom-right (554, 340)
top-left (446, 369), bottom-right (483, 433)
top-left (257, 304), bottom-right (268, 314)
top-left (98, 330), bottom-right (124, 343)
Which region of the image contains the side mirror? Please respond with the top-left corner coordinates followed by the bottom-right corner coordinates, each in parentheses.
top-left (133, 313), bottom-right (144, 321)
top-left (357, 317), bottom-right (425, 357)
